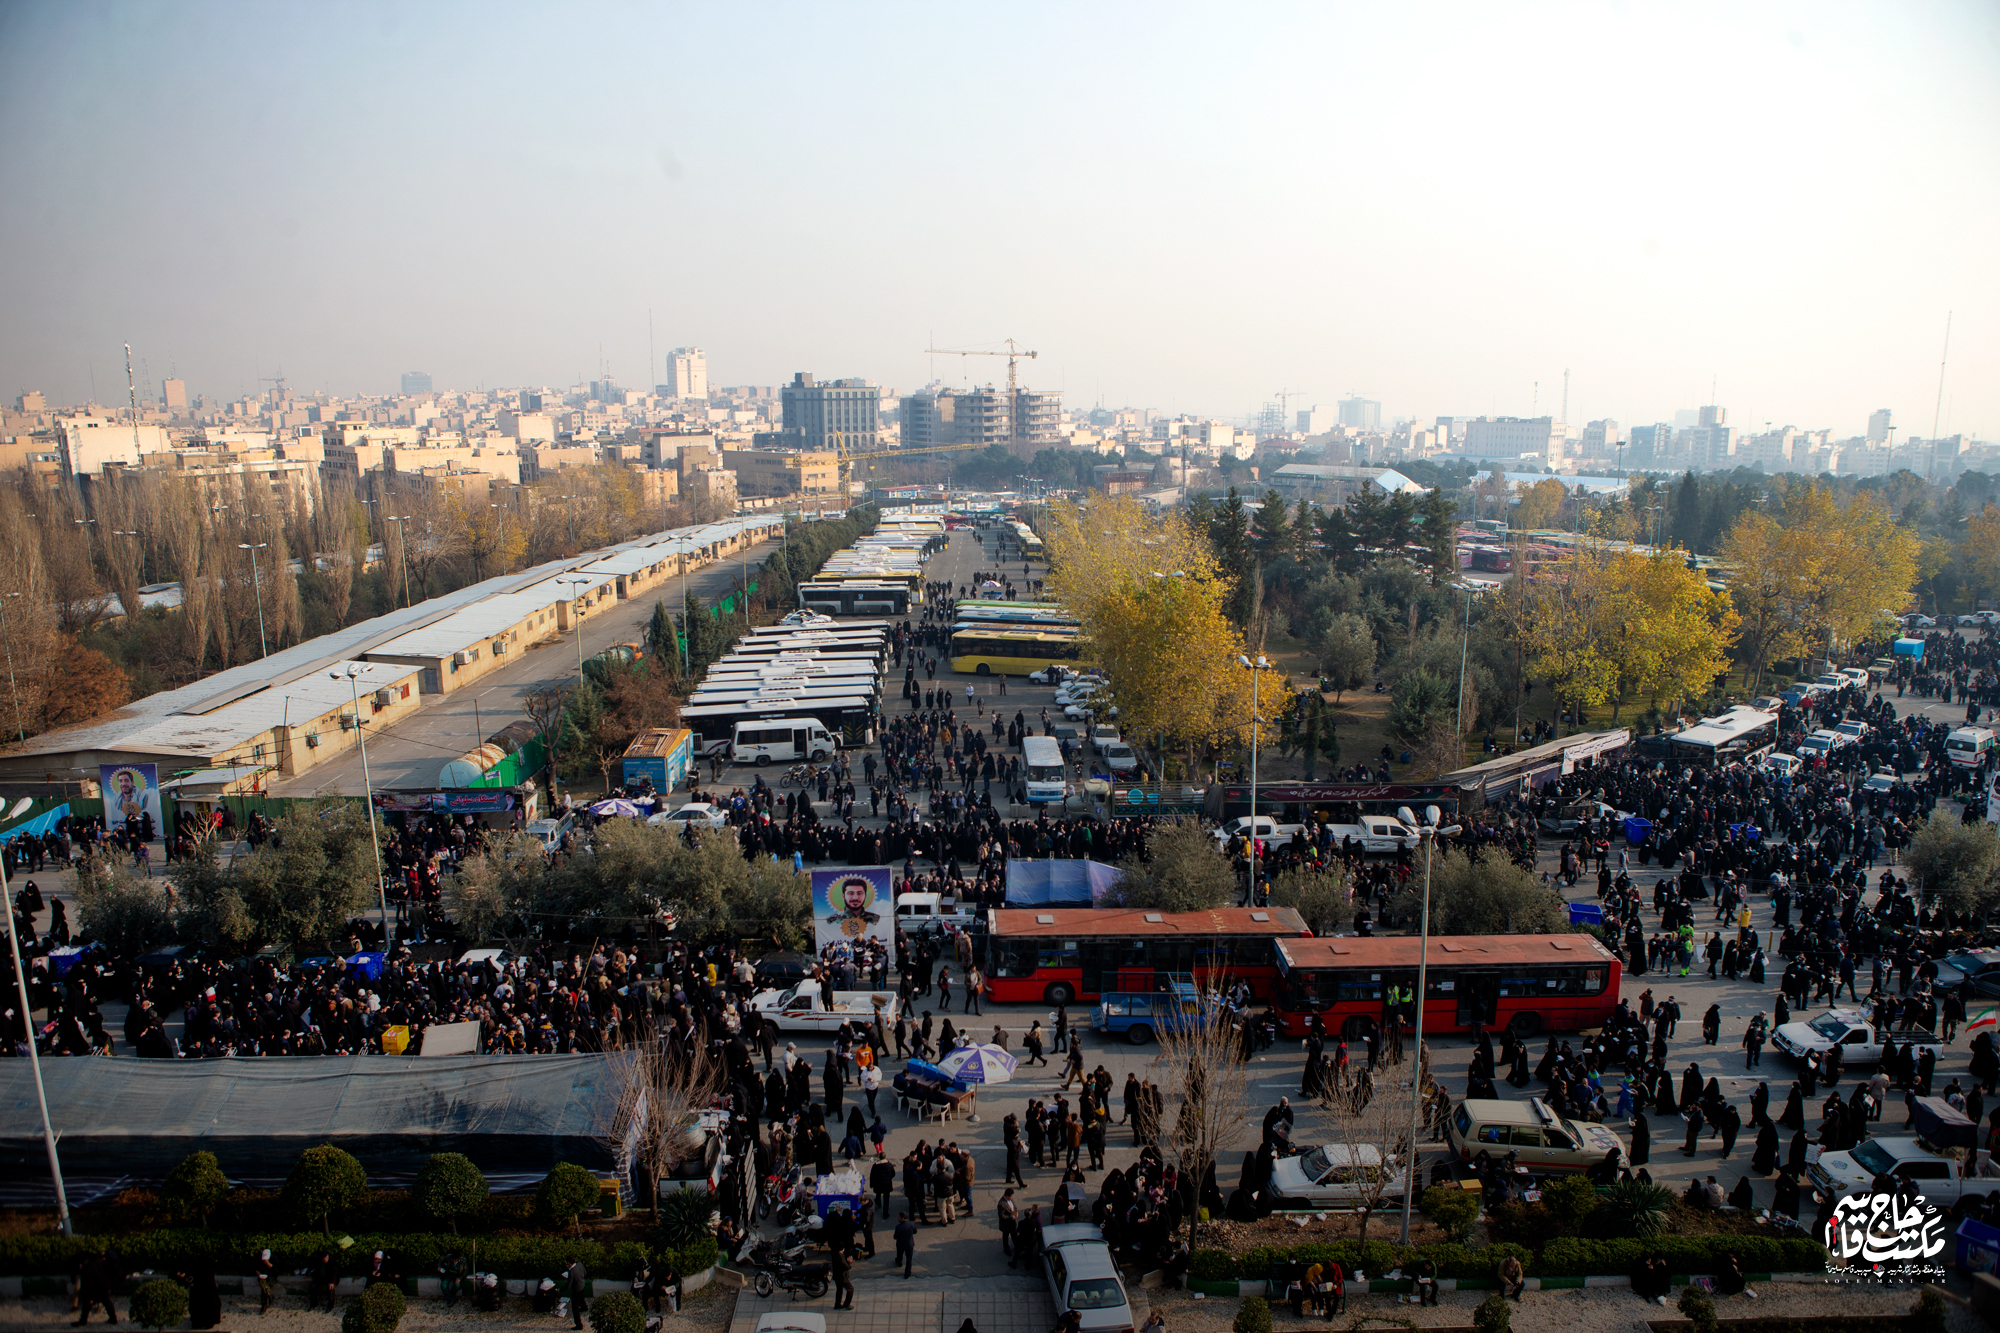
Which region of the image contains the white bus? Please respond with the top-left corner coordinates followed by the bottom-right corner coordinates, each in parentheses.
top-left (1023, 734), bottom-right (1068, 805)
top-left (1668, 706), bottom-right (1778, 766)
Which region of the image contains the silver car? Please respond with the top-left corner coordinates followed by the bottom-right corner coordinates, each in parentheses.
top-left (1040, 1224), bottom-right (1135, 1333)
top-left (1267, 1143), bottom-right (1402, 1208)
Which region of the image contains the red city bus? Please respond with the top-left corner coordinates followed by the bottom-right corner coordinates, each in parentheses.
top-left (1270, 933), bottom-right (1622, 1040)
top-left (983, 907), bottom-right (1310, 1005)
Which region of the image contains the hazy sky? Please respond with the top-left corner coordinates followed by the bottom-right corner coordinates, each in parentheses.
top-left (3, 1), bottom-right (1996, 439)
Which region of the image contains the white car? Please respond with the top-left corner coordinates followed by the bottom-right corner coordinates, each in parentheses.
top-left (1268, 1143), bottom-right (1403, 1208)
top-left (1861, 768), bottom-right (1899, 794)
top-left (1056, 681), bottom-right (1105, 703)
top-left (1029, 665), bottom-right (1073, 685)
top-left (1971, 611), bottom-right (2000, 628)
top-left (1904, 614), bottom-right (1938, 629)
top-left (1839, 668), bottom-right (1872, 689)
top-left (1088, 725), bottom-right (1121, 753)
top-left (649, 802), bottom-right (728, 829)
top-left (1038, 1225), bottom-right (1136, 1333)
top-left (780, 610), bottom-right (835, 627)
top-left (1100, 742), bottom-right (1141, 778)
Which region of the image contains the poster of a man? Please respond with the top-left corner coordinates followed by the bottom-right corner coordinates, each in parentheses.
top-left (98, 763), bottom-right (163, 838)
top-left (812, 867), bottom-right (892, 952)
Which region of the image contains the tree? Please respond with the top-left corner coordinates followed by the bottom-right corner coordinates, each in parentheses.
top-left (1316, 613), bottom-right (1375, 701)
top-left (1265, 864), bottom-right (1347, 935)
top-left (1903, 814), bottom-right (2000, 915)
top-left (284, 1143), bottom-right (367, 1236)
top-left (611, 1037), bottom-right (725, 1217)
top-left (1419, 487), bottom-right (1458, 585)
top-left (1524, 547), bottom-right (1619, 733)
top-left (414, 1152), bottom-right (489, 1235)
top-left (537, 1160), bottom-right (603, 1231)
top-left (1315, 503), bottom-right (1362, 575)
top-left (1387, 669), bottom-right (1454, 749)
top-left (72, 863), bottom-right (172, 955)
top-left (1159, 976), bottom-right (1253, 1244)
top-left (172, 840), bottom-right (253, 954)
top-left (1107, 818), bottom-right (1237, 913)
top-left (160, 1150), bottom-right (229, 1226)
top-left (1381, 848), bottom-right (1569, 935)
top-left (1597, 549), bottom-right (1738, 718)
top-left (38, 641), bottom-right (130, 730)
top-left (444, 830), bottom-right (550, 945)
top-left (233, 802), bottom-right (382, 955)
top-left (1513, 478), bottom-right (1566, 531)
top-left (1252, 489), bottom-right (1294, 564)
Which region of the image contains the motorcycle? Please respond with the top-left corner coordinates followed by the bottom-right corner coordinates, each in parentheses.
top-left (751, 1260), bottom-right (830, 1300)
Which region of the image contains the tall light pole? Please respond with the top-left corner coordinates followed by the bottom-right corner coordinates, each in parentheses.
top-left (1454, 587), bottom-right (1474, 739)
top-left (0, 592), bottom-right (24, 742)
top-left (333, 665), bottom-right (392, 950)
top-left (238, 542), bottom-right (270, 658)
top-left (386, 515), bottom-right (413, 607)
top-left (677, 540), bottom-right (691, 677)
top-left (560, 576), bottom-right (593, 681)
top-left (1237, 654), bottom-right (1273, 903)
top-left (1396, 803), bottom-right (1462, 1246)
top-left (3, 844), bottom-right (70, 1235)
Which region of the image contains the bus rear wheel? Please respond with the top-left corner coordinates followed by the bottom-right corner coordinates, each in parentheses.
top-left (1045, 982), bottom-right (1075, 1005)
top-left (976, 663), bottom-right (991, 675)
top-left (1126, 1023), bottom-right (1153, 1045)
top-left (1509, 1012), bottom-right (1544, 1038)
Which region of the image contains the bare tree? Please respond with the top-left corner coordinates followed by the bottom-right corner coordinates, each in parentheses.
top-left (1322, 1038), bottom-right (1434, 1244)
top-left (1159, 978), bottom-right (1255, 1244)
top-left (607, 1031), bottom-right (726, 1217)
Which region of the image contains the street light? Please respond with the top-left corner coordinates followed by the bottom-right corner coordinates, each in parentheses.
top-left (1395, 803), bottom-right (1462, 1246)
top-left (0, 592), bottom-right (23, 742)
top-left (386, 515), bottom-right (413, 606)
top-left (560, 576), bottom-right (593, 680)
top-left (2, 843), bottom-right (71, 1235)
top-left (238, 542), bottom-right (270, 658)
top-left (1237, 653), bottom-right (1274, 903)
top-left (332, 665), bottom-right (392, 951)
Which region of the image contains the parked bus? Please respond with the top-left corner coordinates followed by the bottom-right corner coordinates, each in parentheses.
top-left (983, 906), bottom-right (1311, 1005)
top-left (1270, 932), bottom-right (1622, 1040)
top-left (952, 600), bottom-right (1081, 629)
top-left (1667, 706), bottom-right (1778, 766)
top-left (1022, 734), bottom-right (1068, 805)
top-left (797, 581), bottom-right (913, 616)
top-left (681, 695), bottom-right (877, 751)
top-left (1467, 546), bottom-right (1513, 573)
top-left (950, 628), bottom-right (1091, 676)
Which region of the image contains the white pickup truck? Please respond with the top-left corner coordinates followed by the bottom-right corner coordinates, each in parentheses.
top-left (1326, 817), bottom-right (1421, 854)
top-left (748, 979), bottom-right (899, 1038)
top-left (1811, 1138), bottom-right (2000, 1210)
top-left (1771, 1008), bottom-right (1942, 1067)
top-left (1212, 815), bottom-right (1306, 852)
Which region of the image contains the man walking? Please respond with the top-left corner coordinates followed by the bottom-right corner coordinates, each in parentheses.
top-left (566, 1261), bottom-right (589, 1331)
top-left (830, 1240), bottom-right (855, 1310)
top-left (894, 1212), bottom-right (918, 1278)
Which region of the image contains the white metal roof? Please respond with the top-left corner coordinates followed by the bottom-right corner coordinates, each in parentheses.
top-left (367, 591), bottom-right (564, 661)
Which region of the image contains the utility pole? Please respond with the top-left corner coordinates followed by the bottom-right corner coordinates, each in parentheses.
top-left (239, 540), bottom-right (270, 658)
top-left (333, 666), bottom-right (391, 950)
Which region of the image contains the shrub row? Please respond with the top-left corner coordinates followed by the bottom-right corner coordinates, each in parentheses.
top-left (1191, 1240), bottom-right (1533, 1282)
top-left (0, 1231), bottom-right (659, 1280)
top-left (1188, 1232), bottom-right (1828, 1281)
top-left (1537, 1235), bottom-right (1828, 1277)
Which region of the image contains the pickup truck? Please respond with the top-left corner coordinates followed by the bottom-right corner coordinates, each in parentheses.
top-left (1212, 815), bottom-right (1305, 852)
top-left (1771, 1008), bottom-right (1941, 1067)
top-left (1810, 1139), bottom-right (2000, 1210)
top-left (1325, 817), bottom-right (1422, 854)
top-left (893, 892), bottom-right (981, 937)
top-left (747, 979), bottom-right (899, 1038)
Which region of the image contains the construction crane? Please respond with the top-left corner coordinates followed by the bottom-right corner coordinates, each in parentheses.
top-left (258, 371), bottom-right (288, 405)
top-left (923, 339), bottom-right (1039, 395)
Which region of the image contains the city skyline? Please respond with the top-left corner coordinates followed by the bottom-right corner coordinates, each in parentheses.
top-left (2, 2), bottom-right (1995, 440)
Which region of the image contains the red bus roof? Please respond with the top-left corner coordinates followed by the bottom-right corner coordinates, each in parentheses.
top-left (989, 907), bottom-right (1309, 938)
top-left (1275, 933), bottom-right (1616, 970)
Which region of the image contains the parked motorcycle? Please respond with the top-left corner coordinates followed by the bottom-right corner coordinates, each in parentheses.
top-left (751, 1260), bottom-right (830, 1300)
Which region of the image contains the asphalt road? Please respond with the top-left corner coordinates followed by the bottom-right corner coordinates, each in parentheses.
top-left (270, 537), bottom-right (782, 796)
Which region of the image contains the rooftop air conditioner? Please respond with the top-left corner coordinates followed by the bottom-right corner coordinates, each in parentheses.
top-left (454, 650), bottom-right (474, 665)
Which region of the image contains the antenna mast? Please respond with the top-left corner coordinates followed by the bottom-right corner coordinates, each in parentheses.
top-left (1931, 311), bottom-right (1953, 481)
top-left (124, 342), bottom-right (141, 456)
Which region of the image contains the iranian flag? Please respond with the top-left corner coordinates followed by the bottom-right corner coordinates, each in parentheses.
top-left (1968, 1006), bottom-right (2000, 1037)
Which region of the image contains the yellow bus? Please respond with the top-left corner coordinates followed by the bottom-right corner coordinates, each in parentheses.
top-left (949, 627), bottom-right (1091, 676)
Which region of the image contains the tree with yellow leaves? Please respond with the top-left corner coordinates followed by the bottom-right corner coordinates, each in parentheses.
top-left (1599, 548), bottom-right (1740, 718)
top-left (1043, 496), bottom-right (1254, 766)
top-left (1522, 544), bottom-right (1619, 734)
top-left (1721, 482), bottom-right (1917, 688)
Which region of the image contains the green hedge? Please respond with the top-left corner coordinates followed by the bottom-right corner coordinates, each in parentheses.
top-left (1192, 1240), bottom-right (1534, 1282)
top-left (1190, 1232), bottom-right (1828, 1282)
top-left (1537, 1235), bottom-right (1827, 1276)
top-left (663, 1236), bottom-right (719, 1275)
top-left (0, 1231), bottom-right (655, 1279)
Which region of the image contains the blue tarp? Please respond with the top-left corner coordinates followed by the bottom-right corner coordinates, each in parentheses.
top-left (1, 803), bottom-right (70, 843)
top-left (1004, 859), bottom-right (1122, 907)
top-left (1894, 637), bottom-right (1926, 659)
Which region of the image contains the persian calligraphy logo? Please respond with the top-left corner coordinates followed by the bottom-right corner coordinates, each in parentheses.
top-left (1824, 1192), bottom-right (1948, 1266)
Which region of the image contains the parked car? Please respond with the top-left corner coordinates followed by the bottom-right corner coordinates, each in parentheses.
top-left (779, 610), bottom-right (836, 627)
top-left (1267, 1143), bottom-right (1403, 1208)
top-left (1811, 1139), bottom-right (2000, 1210)
top-left (1029, 664), bottom-right (1074, 685)
top-left (1100, 742), bottom-right (1142, 778)
top-left (1904, 614), bottom-right (1938, 629)
top-left (1536, 800), bottom-right (1629, 835)
top-left (753, 951), bottom-right (816, 991)
top-left (1037, 1225), bottom-right (1136, 1333)
top-left (1934, 948), bottom-right (2000, 997)
top-left (1839, 667), bottom-right (1872, 689)
top-left (649, 801), bottom-right (727, 829)
top-left (1446, 1098), bottom-right (1626, 1174)
top-left (1861, 767), bottom-right (1900, 795)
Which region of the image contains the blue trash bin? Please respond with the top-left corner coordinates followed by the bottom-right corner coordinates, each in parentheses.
top-left (1622, 816), bottom-right (1652, 845)
top-left (1567, 902), bottom-right (1604, 927)
top-left (1956, 1216), bottom-right (2000, 1275)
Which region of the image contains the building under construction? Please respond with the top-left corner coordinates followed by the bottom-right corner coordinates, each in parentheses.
top-left (902, 385), bottom-right (1063, 449)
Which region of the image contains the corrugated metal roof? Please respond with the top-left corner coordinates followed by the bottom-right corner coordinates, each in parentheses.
top-left (366, 592), bottom-right (564, 661)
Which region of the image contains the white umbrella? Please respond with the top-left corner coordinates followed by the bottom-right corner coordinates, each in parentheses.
top-left (590, 798), bottom-right (643, 818)
top-left (937, 1043), bottom-right (1018, 1085)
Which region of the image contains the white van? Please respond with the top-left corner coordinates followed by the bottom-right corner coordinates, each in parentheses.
top-left (1947, 727), bottom-right (1996, 768)
top-left (894, 892), bottom-right (980, 935)
top-left (731, 719), bottom-right (838, 766)
top-left (1022, 734), bottom-right (1068, 804)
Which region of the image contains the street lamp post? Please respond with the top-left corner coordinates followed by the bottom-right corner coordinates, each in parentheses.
top-left (238, 542), bottom-right (270, 658)
top-left (1396, 804), bottom-right (1462, 1246)
top-left (0, 592), bottom-right (24, 742)
top-left (560, 576), bottom-right (593, 681)
top-left (333, 665), bottom-right (392, 951)
top-left (1237, 654), bottom-right (1273, 903)
top-left (3, 846), bottom-right (71, 1235)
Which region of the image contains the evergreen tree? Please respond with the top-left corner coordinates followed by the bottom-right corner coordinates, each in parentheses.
top-left (1386, 490), bottom-right (1419, 547)
top-left (1419, 487), bottom-right (1460, 585)
top-left (645, 599), bottom-right (677, 669)
top-left (1348, 486), bottom-right (1388, 547)
top-left (1252, 488), bottom-right (1294, 563)
top-left (1210, 488), bottom-right (1256, 624)
top-left (556, 679), bottom-right (608, 784)
top-left (1316, 504), bottom-right (1362, 575)
top-left (1671, 471), bottom-right (1702, 549)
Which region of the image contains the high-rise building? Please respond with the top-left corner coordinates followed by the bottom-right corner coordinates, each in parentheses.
top-left (401, 371), bottom-right (433, 396)
top-left (1463, 416), bottom-right (1560, 464)
top-left (1297, 405), bottom-right (1337, 435)
top-left (1338, 397), bottom-right (1381, 431)
top-left (781, 373), bottom-right (882, 453)
top-left (160, 379), bottom-right (188, 411)
top-left (1626, 424), bottom-right (1670, 466)
top-left (666, 348), bottom-right (708, 400)
top-left (1013, 388), bottom-right (1062, 445)
top-left (1578, 420), bottom-right (1622, 459)
top-left (1698, 404), bottom-right (1726, 428)
top-left (902, 386), bottom-right (1061, 449)
top-left (1868, 408), bottom-right (1893, 445)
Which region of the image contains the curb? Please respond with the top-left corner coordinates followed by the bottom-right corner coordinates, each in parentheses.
top-left (1187, 1271), bottom-right (1824, 1299)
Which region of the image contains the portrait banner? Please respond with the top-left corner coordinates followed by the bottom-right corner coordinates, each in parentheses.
top-left (812, 866), bottom-right (893, 953)
top-left (99, 764), bottom-right (162, 837)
